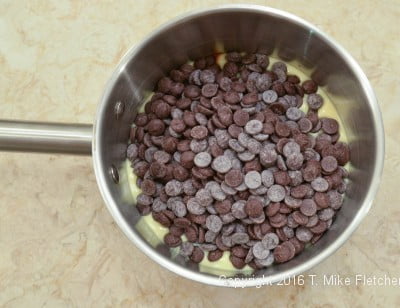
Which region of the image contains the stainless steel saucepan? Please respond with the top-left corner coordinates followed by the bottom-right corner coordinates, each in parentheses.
top-left (0, 5), bottom-right (384, 287)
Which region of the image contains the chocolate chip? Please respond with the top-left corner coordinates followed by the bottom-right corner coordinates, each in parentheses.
top-left (137, 203), bottom-right (151, 215)
top-left (236, 133), bottom-right (250, 149)
top-left (318, 208), bottom-right (335, 221)
top-left (190, 246), bottom-right (204, 263)
top-left (265, 202), bottom-right (281, 217)
top-left (300, 199), bottom-right (317, 216)
top-left (219, 182), bottom-right (236, 195)
top-left (152, 211), bottom-right (171, 227)
top-left (155, 101), bottom-right (171, 119)
top-left (170, 118), bottom-right (186, 134)
top-left (307, 93), bottom-right (323, 110)
top-left (127, 143), bottom-right (138, 161)
top-left (205, 215), bottom-right (223, 233)
top-left (313, 192), bottom-right (329, 208)
top-left (259, 170), bottom-right (273, 188)
top-left (259, 147), bottom-right (278, 167)
top-left (217, 105), bottom-right (233, 126)
top-left (154, 150), bottom-right (171, 164)
top-left (286, 107), bottom-right (303, 121)
top-left (233, 109), bottom-right (249, 127)
top-left (207, 249), bottom-right (223, 262)
top-left (222, 90), bottom-right (240, 105)
top-left (328, 190), bottom-right (343, 210)
top-left (228, 139), bottom-right (245, 152)
top-left (201, 83), bottom-right (218, 98)
top-left (228, 254), bottom-right (245, 269)
top-left (231, 232), bottom-right (250, 244)
top-left (191, 125), bottom-right (208, 139)
top-left (199, 69), bottom-right (215, 84)
top-left (252, 241), bottom-right (269, 259)
top-left (144, 146), bottom-right (157, 163)
top-left (135, 114), bottom-right (149, 127)
top-left (190, 139), bottom-right (208, 153)
top-left (164, 233), bottom-right (182, 247)
top-left (254, 253), bottom-right (275, 267)
top-left (292, 211), bottom-right (309, 225)
top-left (230, 246), bottom-right (247, 259)
top-left (180, 241), bottom-right (194, 257)
top-left (141, 179), bottom-right (156, 196)
top-left (244, 171), bottom-right (262, 189)
top-left (173, 217), bottom-right (191, 228)
top-left (238, 151), bottom-right (255, 162)
top-left (183, 111), bottom-right (197, 127)
top-left (273, 243), bottom-right (292, 263)
top-left (321, 118), bottom-right (339, 135)
top-left (244, 198), bottom-right (263, 218)
top-left (175, 139), bottom-right (189, 152)
top-left (204, 230), bottom-right (217, 243)
top-left (260, 232), bottom-right (279, 250)
top-left (184, 225), bottom-right (198, 242)
top-left (262, 121), bottom-right (275, 134)
top-left (295, 226), bottom-right (313, 242)
top-left (297, 118), bottom-right (312, 134)
top-left (170, 199), bottom-right (187, 217)
top-left (180, 151), bottom-right (195, 170)
top-left (137, 193), bottom-right (153, 206)
top-left (275, 121), bottom-right (291, 137)
top-left (194, 152), bottom-right (212, 168)
top-left (186, 198), bottom-right (205, 215)
top-left (212, 199), bottom-right (230, 215)
top-left (274, 67), bottom-right (287, 83)
top-left (165, 180), bottom-right (183, 197)
top-left (195, 188), bottom-right (213, 207)
top-left (232, 200), bottom-right (247, 219)
top-left (225, 52), bottom-right (241, 63)
top-left (274, 170), bottom-right (290, 186)
top-left (212, 155), bottom-right (232, 173)
top-left (310, 220), bottom-right (328, 234)
top-left (311, 177), bottom-right (329, 192)
top-left (321, 156), bottom-right (338, 174)
top-left (282, 141), bottom-right (300, 158)
top-left (245, 120), bottom-right (263, 135)
top-left (152, 198), bottom-right (167, 212)
top-left (214, 129), bottom-right (230, 148)
top-left (286, 153), bottom-right (304, 170)
top-left (224, 169), bottom-right (244, 187)
top-left (147, 119), bottom-right (165, 136)
top-left (254, 73), bottom-right (269, 91)
top-left (305, 214), bottom-right (319, 227)
top-left (331, 142), bottom-right (349, 166)
top-left (302, 80), bottom-right (318, 94)
top-left (247, 139), bottom-right (262, 155)
top-left (267, 184), bottom-right (286, 202)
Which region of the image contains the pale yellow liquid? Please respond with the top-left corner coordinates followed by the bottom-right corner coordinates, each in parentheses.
top-left (121, 52), bottom-right (349, 276)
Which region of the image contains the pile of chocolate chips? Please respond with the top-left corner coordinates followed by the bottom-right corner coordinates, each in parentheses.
top-left (126, 52), bottom-right (350, 270)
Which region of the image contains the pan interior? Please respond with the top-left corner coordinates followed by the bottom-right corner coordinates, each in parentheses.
top-left (93, 6), bottom-right (383, 286)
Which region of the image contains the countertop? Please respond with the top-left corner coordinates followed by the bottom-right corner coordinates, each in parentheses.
top-left (1, 0), bottom-right (399, 307)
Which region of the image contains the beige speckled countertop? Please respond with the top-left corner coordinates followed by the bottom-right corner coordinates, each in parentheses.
top-left (1, 1), bottom-right (399, 307)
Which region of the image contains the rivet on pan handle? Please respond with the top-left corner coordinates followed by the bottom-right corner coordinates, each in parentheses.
top-left (0, 120), bottom-right (93, 155)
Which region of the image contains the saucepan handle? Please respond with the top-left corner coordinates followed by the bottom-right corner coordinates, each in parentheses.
top-left (0, 120), bottom-right (93, 155)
